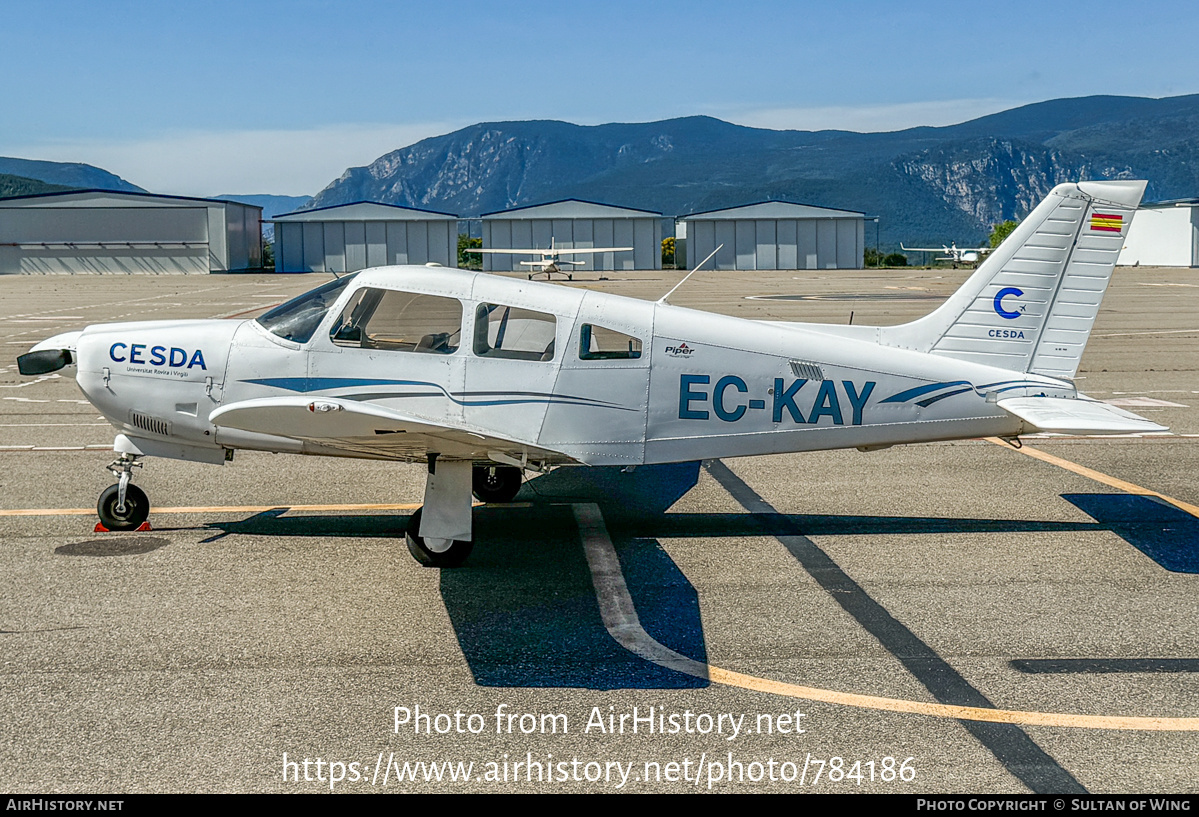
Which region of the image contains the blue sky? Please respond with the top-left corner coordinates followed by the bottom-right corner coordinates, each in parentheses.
top-left (3, 0), bottom-right (1196, 196)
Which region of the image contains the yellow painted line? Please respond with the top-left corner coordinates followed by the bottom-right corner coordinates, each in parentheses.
top-left (575, 502), bottom-right (1199, 732)
top-left (987, 438), bottom-right (1199, 518)
top-left (703, 667), bottom-right (1199, 730)
top-left (0, 502), bottom-right (426, 517)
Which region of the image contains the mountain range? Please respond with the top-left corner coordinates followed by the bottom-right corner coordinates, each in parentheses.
top-left (0, 157), bottom-right (143, 193)
top-left (305, 94), bottom-right (1199, 246)
top-left (5, 94), bottom-right (1198, 248)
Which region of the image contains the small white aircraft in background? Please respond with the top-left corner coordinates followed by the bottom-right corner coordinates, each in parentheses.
top-left (466, 238), bottom-right (633, 280)
top-left (19, 180), bottom-right (1164, 567)
top-left (901, 242), bottom-right (995, 267)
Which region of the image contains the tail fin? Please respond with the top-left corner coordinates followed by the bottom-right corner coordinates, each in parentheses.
top-left (882, 180), bottom-right (1146, 379)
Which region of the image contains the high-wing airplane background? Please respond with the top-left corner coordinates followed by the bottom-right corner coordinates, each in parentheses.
top-left (901, 242), bottom-right (995, 266)
top-left (18, 180), bottom-right (1163, 567)
top-left (465, 238), bottom-right (634, 279)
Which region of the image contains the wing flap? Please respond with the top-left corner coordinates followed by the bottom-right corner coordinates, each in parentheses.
top-left (998, 396), bottom-right (1169, 435)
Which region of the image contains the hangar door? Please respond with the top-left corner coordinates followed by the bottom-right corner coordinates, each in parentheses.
top-left (0, 207), bottom-right (210, 274)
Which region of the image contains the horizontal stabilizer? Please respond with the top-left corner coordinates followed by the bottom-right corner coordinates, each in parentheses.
top-left (998, 397), bottom-right (1169, 435)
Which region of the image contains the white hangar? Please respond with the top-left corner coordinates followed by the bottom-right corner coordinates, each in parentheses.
top-left (480, 199), bottom-right (662, 272)
top-left (682, 200), bottom-right (865, 270)
top-left (272, 202), bottom-right (459, 273)
top-left (1117, 199), bottom-right (1199, 267)
top-left (0, 190), bottom-right (262, 274)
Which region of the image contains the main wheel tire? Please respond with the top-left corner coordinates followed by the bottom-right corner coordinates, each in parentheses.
top-left (405, 507), bottom-right (473, 568)
top-left (471, 465), bottom-right (522, 503)
top-left (97, 483), bottom-right (150, 531)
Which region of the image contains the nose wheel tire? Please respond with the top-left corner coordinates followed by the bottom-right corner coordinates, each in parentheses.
top-left (471, 465), bottom-right (522, 503)
top-left (97, 483), bottom-right (150, 531)
top-left (405, 507), bottom-right (473, 567)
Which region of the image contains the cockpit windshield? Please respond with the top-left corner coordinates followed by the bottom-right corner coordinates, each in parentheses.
top-left (255, 273), bottom-right (358, 343)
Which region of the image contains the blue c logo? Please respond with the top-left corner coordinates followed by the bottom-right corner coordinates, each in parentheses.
top-left (993, 287), bottom-right (1023, 320)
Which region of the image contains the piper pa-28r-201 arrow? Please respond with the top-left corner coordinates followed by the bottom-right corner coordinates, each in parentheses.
top-left (900, 242), bottom-right (994, 267)
top-left (18, 180), bottom-right (1166, 567)
top-left (465, 238), bottom-right (634, 281)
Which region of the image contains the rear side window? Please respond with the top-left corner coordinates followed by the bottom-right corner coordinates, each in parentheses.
top-left (579, 324), bottom-right (642, 360)
top-left (329, 288), bottom-right (462, 354)
top-left (473, 303), bottom-right (557, 361)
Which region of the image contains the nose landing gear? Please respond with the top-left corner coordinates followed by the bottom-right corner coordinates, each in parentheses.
top-left (97, 454), bottom-right (150, 531)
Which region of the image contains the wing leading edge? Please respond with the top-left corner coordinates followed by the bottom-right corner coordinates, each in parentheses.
top-left (210, 396), bottom-right (575, 463)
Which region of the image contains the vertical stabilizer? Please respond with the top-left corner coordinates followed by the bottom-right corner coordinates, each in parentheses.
top-left (881, 180), bottom-right (1146, 379)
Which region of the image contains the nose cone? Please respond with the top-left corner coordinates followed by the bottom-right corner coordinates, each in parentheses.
top-left (29, 330), bottom-right (83, 354)
top-left (17, 330), bottom-right (83, 375)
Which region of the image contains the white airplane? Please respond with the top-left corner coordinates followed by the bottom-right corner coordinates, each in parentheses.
top-left (901, 242), bottom-right (995, 266)
top-left (18, 180), bottom-right (1164, 567)
top-left (466, 238), bottom-right (633, 280)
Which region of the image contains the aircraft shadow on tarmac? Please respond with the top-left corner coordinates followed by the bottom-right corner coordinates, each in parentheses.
top-left (440, 462), bottom-right (710, 690)
top-left (1061, 493), bottom-right (1199, 574)
top-left (193, 471), bottom-right (1198, 690)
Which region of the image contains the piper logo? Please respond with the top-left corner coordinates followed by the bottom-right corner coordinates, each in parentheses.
top-left (665, 342), bottom-right (695, 357)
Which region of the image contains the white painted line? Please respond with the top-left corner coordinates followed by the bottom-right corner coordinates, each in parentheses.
top-left (1105, 398), bottom-right (1188, 408)
top-left (0, 423), bottom-right (110, 427)
top-left (573, 503), bottom-right (710, 676)
top-left (1096, 329), bottom-right (1199, 337)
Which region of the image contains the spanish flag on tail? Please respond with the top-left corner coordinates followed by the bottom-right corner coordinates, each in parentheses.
top-left (1090, 212), bottom-right (1124, 232)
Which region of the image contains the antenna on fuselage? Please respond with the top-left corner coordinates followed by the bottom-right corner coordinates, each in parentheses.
top-left (657, 244), bottom-right (722, 305)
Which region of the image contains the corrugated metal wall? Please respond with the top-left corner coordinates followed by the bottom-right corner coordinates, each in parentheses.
top-left (0, 206), bottom-right (211, 274)
top-left (481, 217), bottom-right (661, 271)
top-left (275, 220), bottom-right (456, 273)
top-left (686, 217), bottom-right (864, 270)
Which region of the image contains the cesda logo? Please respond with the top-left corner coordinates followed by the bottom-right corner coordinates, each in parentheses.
top-left (993, 287), bottom-right (1025, 320)
top-left (110, 342), bottom-right (207, 370)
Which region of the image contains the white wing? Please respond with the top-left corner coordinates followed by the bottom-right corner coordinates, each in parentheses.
top-left (210, 396), bottom-right (575, 463)
top-left (549, 247), bottom-right (633, 256)
top-left (465, 248), bottom-right (552, 255)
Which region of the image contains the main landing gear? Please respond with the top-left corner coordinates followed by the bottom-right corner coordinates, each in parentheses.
top-left (404, 460), bottom-right (525, 567)
top-left (405, 456), bottom-right (474, 568)
top-left (97, 453), bottom-right (150, 531)
top-left (471, 464), bottom-right (522, 504)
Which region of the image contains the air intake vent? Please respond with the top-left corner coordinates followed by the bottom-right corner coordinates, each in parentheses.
top-left (789, 360), bottom-right (826, 381)
top-left (129, 410), bottom-right (171, 437)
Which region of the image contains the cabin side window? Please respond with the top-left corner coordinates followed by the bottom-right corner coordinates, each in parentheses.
top-left (579, 324), bottom-right (643, 360)
top-left (329, 287), bottom-right (462, 354)
top-left (473, 303), bottom-right (557, 361)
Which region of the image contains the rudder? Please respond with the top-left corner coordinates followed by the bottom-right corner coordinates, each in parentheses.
top-left (882, 179), bottom-right (1146, 380)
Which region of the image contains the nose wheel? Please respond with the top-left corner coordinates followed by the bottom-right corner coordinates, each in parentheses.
top-left (98, 453), bottom-right (150, 531)
top-left (97, 483), bottom-right (150, 531)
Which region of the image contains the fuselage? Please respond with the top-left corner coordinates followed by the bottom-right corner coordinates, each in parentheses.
top-left (63, 265), bottom-right (1071, 468)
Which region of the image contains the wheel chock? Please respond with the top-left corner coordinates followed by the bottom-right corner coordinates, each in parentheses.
top-left (92, 521), bottom-right (153, 533)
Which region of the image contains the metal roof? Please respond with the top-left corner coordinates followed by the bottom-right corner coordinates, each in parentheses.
top-left (0, 189), bottom-right (261, 210)
top-left (271, 201), bottom-right (458, 222)
top-left (682, 200), bottom-right (864, 220)
top-left (481, 198), bottom-right (662, 219)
